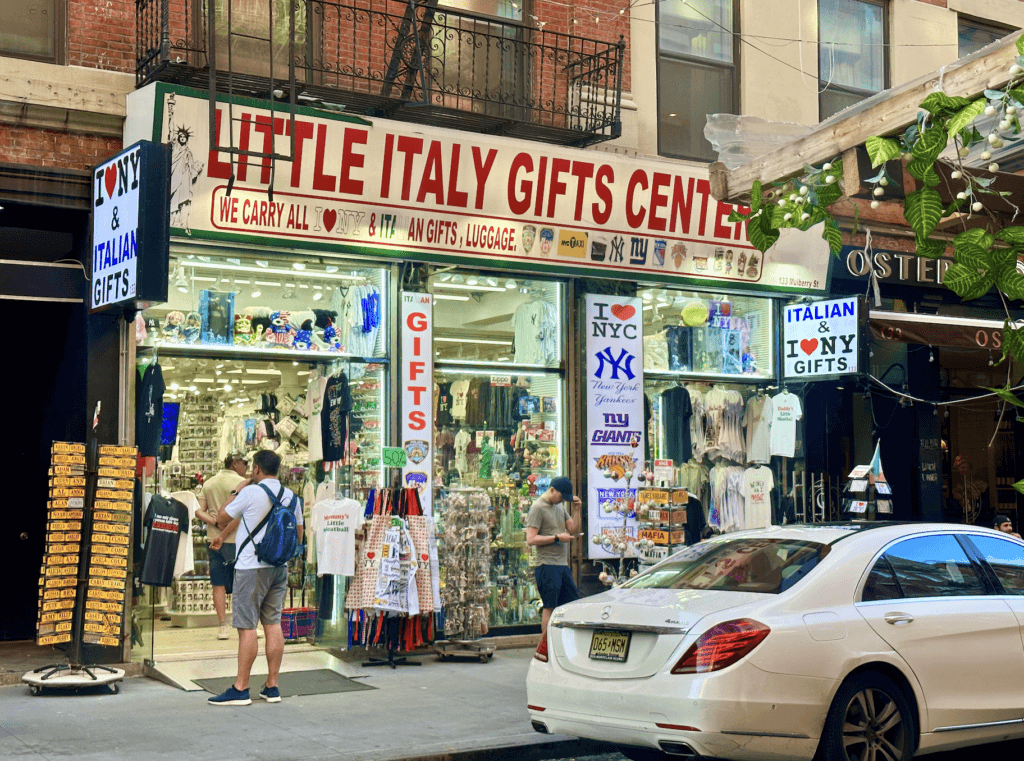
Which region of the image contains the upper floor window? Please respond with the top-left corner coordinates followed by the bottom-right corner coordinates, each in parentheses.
top-left (958, 16), bottom-right (1014, 59)
top-left (657, 0), bottom-right (738, 162)
top-left (818, 0), bottom-right (886, 121)
top-left (0, 0), bottom-right (63, 62)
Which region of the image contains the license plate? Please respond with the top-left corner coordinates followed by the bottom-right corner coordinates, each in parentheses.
top-left (589, 630), bottom-right (631, 662)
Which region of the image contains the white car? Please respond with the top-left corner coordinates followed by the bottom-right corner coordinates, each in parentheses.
top-left (527, 523), bottom-right (1024, 761)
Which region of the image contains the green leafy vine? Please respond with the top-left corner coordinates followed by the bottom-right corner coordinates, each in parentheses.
top-left (739, 35), bottom-right (1024, 493)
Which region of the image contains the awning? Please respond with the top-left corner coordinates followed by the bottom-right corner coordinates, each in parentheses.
top-left (869, 310), bottom-right (1016, 351)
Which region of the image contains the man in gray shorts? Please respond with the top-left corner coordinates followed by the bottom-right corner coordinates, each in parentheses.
top-left (208, 449), bottom-right (302, 706)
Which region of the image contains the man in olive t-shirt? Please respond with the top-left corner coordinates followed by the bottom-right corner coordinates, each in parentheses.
top-left (197, 452), bottom-right (247, 638)
top-left (526, 476), bottom-right (582, 639)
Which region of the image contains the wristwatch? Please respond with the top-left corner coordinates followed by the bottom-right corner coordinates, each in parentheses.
top-left (553, 536), bottom-right (560, 544)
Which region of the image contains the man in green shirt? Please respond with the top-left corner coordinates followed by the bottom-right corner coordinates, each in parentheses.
top-left (526, 476), bottom-right (582, 638)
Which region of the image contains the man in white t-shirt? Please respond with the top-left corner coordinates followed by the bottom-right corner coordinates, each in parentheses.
top-left (207, 450), bottom-right (303, 707)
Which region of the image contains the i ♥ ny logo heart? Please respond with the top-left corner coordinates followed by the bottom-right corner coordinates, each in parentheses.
top-left (323, 209), bottom-right (337, 232)
top-left (366, 551), bottom-right (375, 559)
top-left (800, 338), bottom-right (819, 355)
top-left (104, 165), bottom-right (117, 198)
top-left (610, 304), bottom-right (635, 321)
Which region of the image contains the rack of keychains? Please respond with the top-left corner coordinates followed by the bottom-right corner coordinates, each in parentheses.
top-left (26, 440), bottom-right (136, 694)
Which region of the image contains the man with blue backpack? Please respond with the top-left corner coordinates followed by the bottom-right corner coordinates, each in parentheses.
top-left (208, 450), bottom-right (304, 706)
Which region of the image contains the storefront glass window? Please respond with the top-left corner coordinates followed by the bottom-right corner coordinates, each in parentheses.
top-left (430, 275), bottom-right (561, 368)
top-left (640, 288), bottom-right (774, 379)
top-left (430, 272), bottom-right (564, 630)
top-left (133, 250), bottom-right (389, 664)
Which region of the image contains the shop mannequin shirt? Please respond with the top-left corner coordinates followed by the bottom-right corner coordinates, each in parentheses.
top-left (769, 392), bottom-right (802, 458)
top-left (226, 478), bottom-right (303, 571)
top-left (321, 372), bottom-right (352, 462)
top-left (312, 497), bottom-right (364, 576)
top-left (136, 363), bottom-right (165, 457)
top-left (141, 494), bottom-right (190, 587)
top-left (744, 395), bottom-right (773, 465)
top-left (741, 466), bottom-right (775, 529)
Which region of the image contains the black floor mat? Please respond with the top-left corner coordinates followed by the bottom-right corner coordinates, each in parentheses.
top-left (196, 669), bottom-right (375, 698)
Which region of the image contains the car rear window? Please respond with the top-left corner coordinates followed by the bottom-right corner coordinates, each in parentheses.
top-left (622, 538), bottom-right (832, 594)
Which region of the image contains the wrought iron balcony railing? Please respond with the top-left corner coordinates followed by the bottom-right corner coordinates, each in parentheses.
top-left (136, 0), bottom-right (625, 147)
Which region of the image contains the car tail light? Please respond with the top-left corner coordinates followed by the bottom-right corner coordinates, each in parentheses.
top-left (534, 633), bottom-right (549, 663)
top-left (671, 619), bottom-right (770, 674)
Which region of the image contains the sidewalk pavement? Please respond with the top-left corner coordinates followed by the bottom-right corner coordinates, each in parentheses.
top-left (0, 647), bottom-right (609, 761)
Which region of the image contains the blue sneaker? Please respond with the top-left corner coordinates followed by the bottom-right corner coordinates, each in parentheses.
top-left (207, 685), bottom-right (251, 706)
top-left (258, 685), bottom-right (281, 703)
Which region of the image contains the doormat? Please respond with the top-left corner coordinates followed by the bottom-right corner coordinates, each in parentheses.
top-left (195, 669), bottom-right (376, 698)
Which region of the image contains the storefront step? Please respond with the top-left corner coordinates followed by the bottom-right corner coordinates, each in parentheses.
top-left (145, 645), bottom-right (368, 691)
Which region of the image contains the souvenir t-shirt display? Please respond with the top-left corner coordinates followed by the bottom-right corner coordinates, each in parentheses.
top-left (740, 466), bottom-right (775, 529)
top-left (136, 363), bottom-right (166, 457)
top-left (744, 394), bottom-right (773, 465)
top-left (311, 497), bottom-right (364, 577)
top-left (304, 371), bottom-right (329, 463)
top-left (769, 392), bottom-right (803, 458)
top-left (512, 299), bottom-right (558, 364)
top-left (321, 371), bottom-right (352, 462)
top-left (661, 386), bottom-right (693, 463)
top-left (140, 494), bottom-right (191, 587)
top-left (450, 379), bottom-right (471, 419)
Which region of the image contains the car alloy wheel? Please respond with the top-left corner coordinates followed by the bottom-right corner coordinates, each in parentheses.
top-left (842, 688), bottom-right (906, 761)
top-left (820, 671), bottom-right (915, 761)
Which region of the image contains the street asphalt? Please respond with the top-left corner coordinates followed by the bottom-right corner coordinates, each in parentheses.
top-left (2, 646), bottom-right (1024, 761)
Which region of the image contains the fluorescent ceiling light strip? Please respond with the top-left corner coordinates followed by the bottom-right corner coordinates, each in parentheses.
top-left (434, 283), bottom-right (507, 293)
top-left (245, 369), bottom-right (283, 375)
top-left (435, 337), bottom-right (512, 345)
top-left (434, 368), bottom-right (552, 378)
top-left (254, 281), bottom-right (282, 287)
top-left (181, 260), bottom-right (361, 281)
top-left (193, 276), bottom-right (217, 282)
top-left (193, 377), bottom-right (215, 382)
top-left (433, 294), bottom-right (471, 302)
top-left (241, 380), bottom-right (267, 384)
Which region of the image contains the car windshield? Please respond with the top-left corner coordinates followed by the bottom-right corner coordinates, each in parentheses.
top-left (621, 537), bottom-right (832, 594)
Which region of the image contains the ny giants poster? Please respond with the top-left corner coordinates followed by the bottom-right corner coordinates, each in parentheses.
top-left (585, 294), bottom-right (644, 559)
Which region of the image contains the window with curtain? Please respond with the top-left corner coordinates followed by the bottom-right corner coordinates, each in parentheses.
top-left (818, 0), bottom-right (886, 121)
top-left (0, 0), bottom-right (62, 62)
top-left (657, 0), bottom-right (737, 162)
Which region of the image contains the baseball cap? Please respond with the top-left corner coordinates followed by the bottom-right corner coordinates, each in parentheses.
top-left (224, 450), bottom-right (247, 467)
top-left (994, 514), bottom-right (1012, 526)
top-left (550, 476), bottom-right (573, 504)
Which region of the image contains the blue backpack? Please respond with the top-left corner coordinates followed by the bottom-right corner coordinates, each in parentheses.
top-left (238, 484), bottom-right (299, 568)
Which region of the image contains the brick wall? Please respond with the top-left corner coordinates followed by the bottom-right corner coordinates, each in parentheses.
top-left (0, 125), bottom-right (122, 171)
top-left (68, 0), bottom-right (136, 72)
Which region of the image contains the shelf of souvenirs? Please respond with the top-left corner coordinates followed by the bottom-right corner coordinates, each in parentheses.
top-left (143, 342), bottom-right (391, 364)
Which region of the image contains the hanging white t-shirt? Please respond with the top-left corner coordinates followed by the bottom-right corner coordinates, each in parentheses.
top-left (744, 395), bottom-right (773, 465)
top-left (169, 490), bottom-right (201, 578)
top-left (769, 392), bottom-right (802, 458)
top-left (304, 372), bottom-right (328, 463)
top-left (741, 467), bottom-right (775, 529)
top-left (450, 379), bottom-right (471, 419)
top-left (311, 497), bottom-right (364, 577)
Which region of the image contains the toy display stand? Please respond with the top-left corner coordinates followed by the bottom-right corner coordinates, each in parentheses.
top-left (22, 663), bottom-right (124, 695)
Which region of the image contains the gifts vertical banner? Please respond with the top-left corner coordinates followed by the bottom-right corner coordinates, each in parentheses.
top-left (401, 293), bottom-right (434, 515)
top-left (584, 294), bottom-right (645, 559)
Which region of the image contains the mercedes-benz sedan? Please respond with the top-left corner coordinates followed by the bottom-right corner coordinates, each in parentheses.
top-left (527, 523), bottom-right (1024, 761)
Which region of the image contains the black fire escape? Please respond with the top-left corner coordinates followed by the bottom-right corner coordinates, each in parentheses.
top-left (135, 0), bottom-right (625, 148)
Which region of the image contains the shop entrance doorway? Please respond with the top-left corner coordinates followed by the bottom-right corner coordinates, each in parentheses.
top-left (2, 301), bottom-right (86, 641)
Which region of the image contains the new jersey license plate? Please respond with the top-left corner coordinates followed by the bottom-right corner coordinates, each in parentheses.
top-left (589, 629), bottom-right (631, 662)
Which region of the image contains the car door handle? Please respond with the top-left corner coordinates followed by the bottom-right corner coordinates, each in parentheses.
top-left (884, 613), bottom-right (914, 626)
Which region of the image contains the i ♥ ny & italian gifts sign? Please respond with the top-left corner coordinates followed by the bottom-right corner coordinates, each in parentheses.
top-left (784, 297), bottom-right (860, 378)
top-left (585, 294), bottom-right (644, 559)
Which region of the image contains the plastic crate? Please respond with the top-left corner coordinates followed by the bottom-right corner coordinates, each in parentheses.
top-left (281, 607), bottom-right (316, 640)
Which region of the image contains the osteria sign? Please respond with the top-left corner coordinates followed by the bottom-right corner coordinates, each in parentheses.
top-left (126, 84), bottom-right (830, 293)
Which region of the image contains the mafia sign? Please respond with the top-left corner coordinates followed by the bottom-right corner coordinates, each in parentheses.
top-left (783, 297), bottom-right (859, 378)
top-left (90, 141), bottom-right (170, 312)
top-left (125, 84), bottom-right (831, 294)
